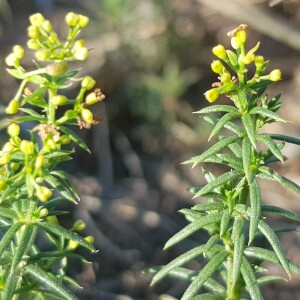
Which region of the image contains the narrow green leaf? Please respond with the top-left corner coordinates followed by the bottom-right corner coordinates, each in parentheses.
top-left (24, 265), bottom-right (78, 300)
top-left (6, 68), bottom-right (25, 79)
top-left (152, 235), bottom-right (219, 285)
top-left (194, 105), bottom-right (238, 114)
top-left (242, 137), bottom-right (253, 183)
top-left (19, 108), bottom-right (45, 119)
top-left (232, 229), bottom-right (245, 286)
top-left (256, 134), bottom-right (283, 162)
top-left (164, 212), bottom-right (223, 249)
top-left (228, 142), bottom-right (242, 157)
top-left (193, 170), bottom-right (242, 198)
top-left (258, 220), bottom-right (290, 276)
top-left (241, 256), bottom-right (264, 300)
top-left (203, 154), bottom-right (243, 170)
top-left (209, 112), bottom-right (240, 140)
top-left (248, 180), bottom-right (261, 244)
top-left (261, 205), bottom-right (300, 222)
top-left (242, 114), bottom-right (256, 148)
top-left (60, 126), bottom-right (90, 153)
top-left (191, 293), bottom-right (225, 300)
top-left (220, 210), bottom-right (231, 237)
top-left (183, 136), bottom-right (240, 167)
top-left (204, 116), bottom-right (245, 136)
top-left (12, 115), bottom-right (46, 123)
top-left (36, 221), bottom-right (96, 252)
top-left (0, 206), bottom-right (18, 219)
top-left (257, 275), bottom-right (286, 286)
top-left (249, 107), bottom-right (287, 123)
top-left (231, 217), bottom-right (244, 242)
top-left (258, 166), bottom-right (300, 194)
top-left (181, 251), bottom-right (229, 300)
top-left (192, 202), bottom-right (226, 212)
top-left (0, 222), bottom-right (22, 256)
top-left (270, 134), bottom-right (300, 146)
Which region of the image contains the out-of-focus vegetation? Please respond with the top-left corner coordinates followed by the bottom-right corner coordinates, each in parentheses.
top-left (0, 0), bottom-right (300, 299)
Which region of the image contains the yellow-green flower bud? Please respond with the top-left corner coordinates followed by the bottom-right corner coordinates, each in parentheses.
top-left (42, 20), bottom-right (53, 32)
top-left (0, 153), bottom-right (11, 165)
top-left (65, 12), bottom-right (79, 27)
top-left (39, 208), bottom-right (49, 217)
top-left (27, 39), bottom-right (40, 50)
top-left (20, 140), bottom-right (35, 154)
top-left (67, 240), bottom-right (79, 250)
top-left (52, 95), bottom-right (68, 106)
top-left (81, 108), bottom-right (93, 124)
top-left (254, 55), bottom-right (265, 70)
top-left (10, 162), bottom-right (20, 171)
top-left (79, 15), bottom-right (89, 27)
top-left (0, 180), bottom-right (6, 191)
top-left (6, 99), bottom-right (19, 114)
top-left (74, 47), bottom-right (88, 61)
top-left (242, 53), bottom-right (255, 65)
top-left (74, 39), bottom-right (85, 49)
top-left (235, 30), bottom-right (246, 44)
top-left (27, 25), bottom-right (40, 39)
top-left (35, 155), bottom-right (45, 170)
top-left (48, 32), bottom-right (59, 44)
top-left (269, 69), bottom-right (281, 81)
top-left (46, 61), bottom-right (68, 76)
top-left (231, 37), bottom-right (239, 50)
top-left (64, 110), bottom-right (77, 119)
top-left (73, 220), bottom-right (86, 231)
top-left (85, 92), bottom-right (99, 105)
top-left (13, 45), bottom-right (24, 59)
top-left (211, 60), bottom-right (224, 74)
top-left (81, 76), bottom-right (96, 90)
top-left (35, 49), bottom-right (51, 61)
top-left (5, 53), bottom-right (18, 67)
top-left (85, 236), bottom-right (94, 244)
top-left (2, 142), bottom-right (14, 152)
top-left (60, 135), bottom-right (72, 145)
top-left (29, 13), bottom-right (45, 26)
top-left (204, 88), bottom-right (219, 103)
top-left (220, 72), bottom-right (231, 83)
top-left (212, 45), bottom-right (227, 60)
top-left (36, 186), bottom-right (52, 202)
top-left (7, 123), bottom-right (20, 137)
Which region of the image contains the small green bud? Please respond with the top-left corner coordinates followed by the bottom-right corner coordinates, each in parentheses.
top-left (269, 69), bottom-right (281, 81)
top-left (73, 47), bottom-right (88, 61)
top-left (242, 53), bottom-right (255, 65)
top-left (2, 142), bottom-right (14, 152)
top-left (0, 153), bottom-right (11, 165)
top-left (81, 108), bottom-right (94, 124)
top-left (64, 110), bottom-right (77, 119)
top-left (35, 49), bottom-right (51, 61)
top-left (6, 99), bottom-right (20, 114)
top-left (212, 45), bottom-right (227, 60)
top-left (46, 61), bottom-right (68, 76)
top-left (79, 15), bottom-right (89, 27)
top-left (60, 135), bottom-right (72, 145)
top-left (235, 30), bottom-right (247, 44)
top-left (35, 155), bottom-right (46, 170)
top-left (48, 32), bottom-right (59, 44)
top-left (27, 25), bottom-right (40, 39)
top-left (52, 95), bottom-right (68, 106)
top-left (10, 162), bottom-right (20, 171)
top-left (220, 72), bottom-right (231, 83)
top-left (211, 60), bottom-right (224, 74)
top-left (39, 208), bottom-right (49, 217)
top-left (81, 76), bottom-right (96, 90)
top-left (67, 240), bottom-right (79, 250)
top-left (0, 180), bottom-right (6, 191)
top-left (74, 39), bottom-right (85, 48)
top-left (36, 186), bottom-right (52, 202)
top-left (254, 55), bottom-right (265, 69)
top-left (85, 92), bottom-right (99, 105)
top-left (65, 12), bottom-right (79, 26)
top-left (42, 20), bottom-right (53, 32)
top-left (13, 45), bottom-right (24, 59)
top-left (27, 39), bottom-right (40, 50)
top-left (7, 123), bottom-right (20, 137)
top-left (20, 140), bottom-right (35, 154)
top-left (29, 13), bottom-right (45, 26)
top-left (204, 88), bottom-right (219, 103)
top-left (5, 53), bottom-right (18, 67)
top-left (84, 236), bottom-right (94, 244)
top-left (73, 220), bottom-right (86, 231)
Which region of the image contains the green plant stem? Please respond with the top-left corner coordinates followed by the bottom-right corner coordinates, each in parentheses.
top-left (48, 89), bottom-right (57, 123)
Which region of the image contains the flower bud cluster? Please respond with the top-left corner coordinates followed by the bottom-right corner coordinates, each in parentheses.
top-left (204, 25), bottom-right (282, 104)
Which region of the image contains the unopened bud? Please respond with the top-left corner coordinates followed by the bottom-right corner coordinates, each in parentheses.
top-left (46, 61), bottom-right (68, 76)
top-left (85, 92), bottom-right (98, 105)
top-left (13, 45), bottom-right (24, 59)
top-left (27, 39), bottom-right (40, 50)
top-left (7, 123), bottom-right (20, 137)
top-left (0, 180), bottom-right (6, 191)
top-left (0, 154), bottom-right (11, 165)
top-left (35, 49), bottom-right (51, 61)
top-left (235, 30), bottom-right (247, 44)
top-left (6, 99), bottom-right (19, 114)
top-left (36, 186), bottom-right (52, 202)
top-left (65, 12), bottom-right (79, 27)
top-left (5, 53), bottom-right (18, 67)
top-left (42, 20), bottom-right (53, 32)
top-left (254, 55), bottom-right (265, 70)
top-left (269, 69), bottom-right (281, 82)
top-left (73, 220), bottom-right (86, 231)
top-left (81, 76), bottom-right (96, 90)
top-left (242, 53), bottom-right (255, 65)
top-left (204, 88), bottom-right (219, 103)
top-left (39, 208), bottom-right (49, 217)
top-left (81, 108), bottom-right (93, 124)
top-left (52, 95), bottom-right (68, 106)
top-left (73, 47), bottom-right (88, 61)
top-left (35, 155), bottom-right (46, 170)
top-left (79, 15), bottom-right (89, 27)
top-left (85, 236), bottom-right (94, 244)
top-left (27, 25), bottom-right (40, 39)
top-left (211, 60), bottom-right (224, 74)
top-left (212, 45), bottom-right (227, 60)
top-left (20, 140), bottom-right (35, 154)
top-left (29, 13), bottom-right (45, 26)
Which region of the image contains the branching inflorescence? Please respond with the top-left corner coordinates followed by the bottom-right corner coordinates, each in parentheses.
top-left (151, 24), bottom-right (300, 299)
top-left (0, 12), bottom-right (104, 300)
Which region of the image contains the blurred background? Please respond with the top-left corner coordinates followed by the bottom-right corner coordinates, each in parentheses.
top-left (1, 0), bottom-right (300, 299)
